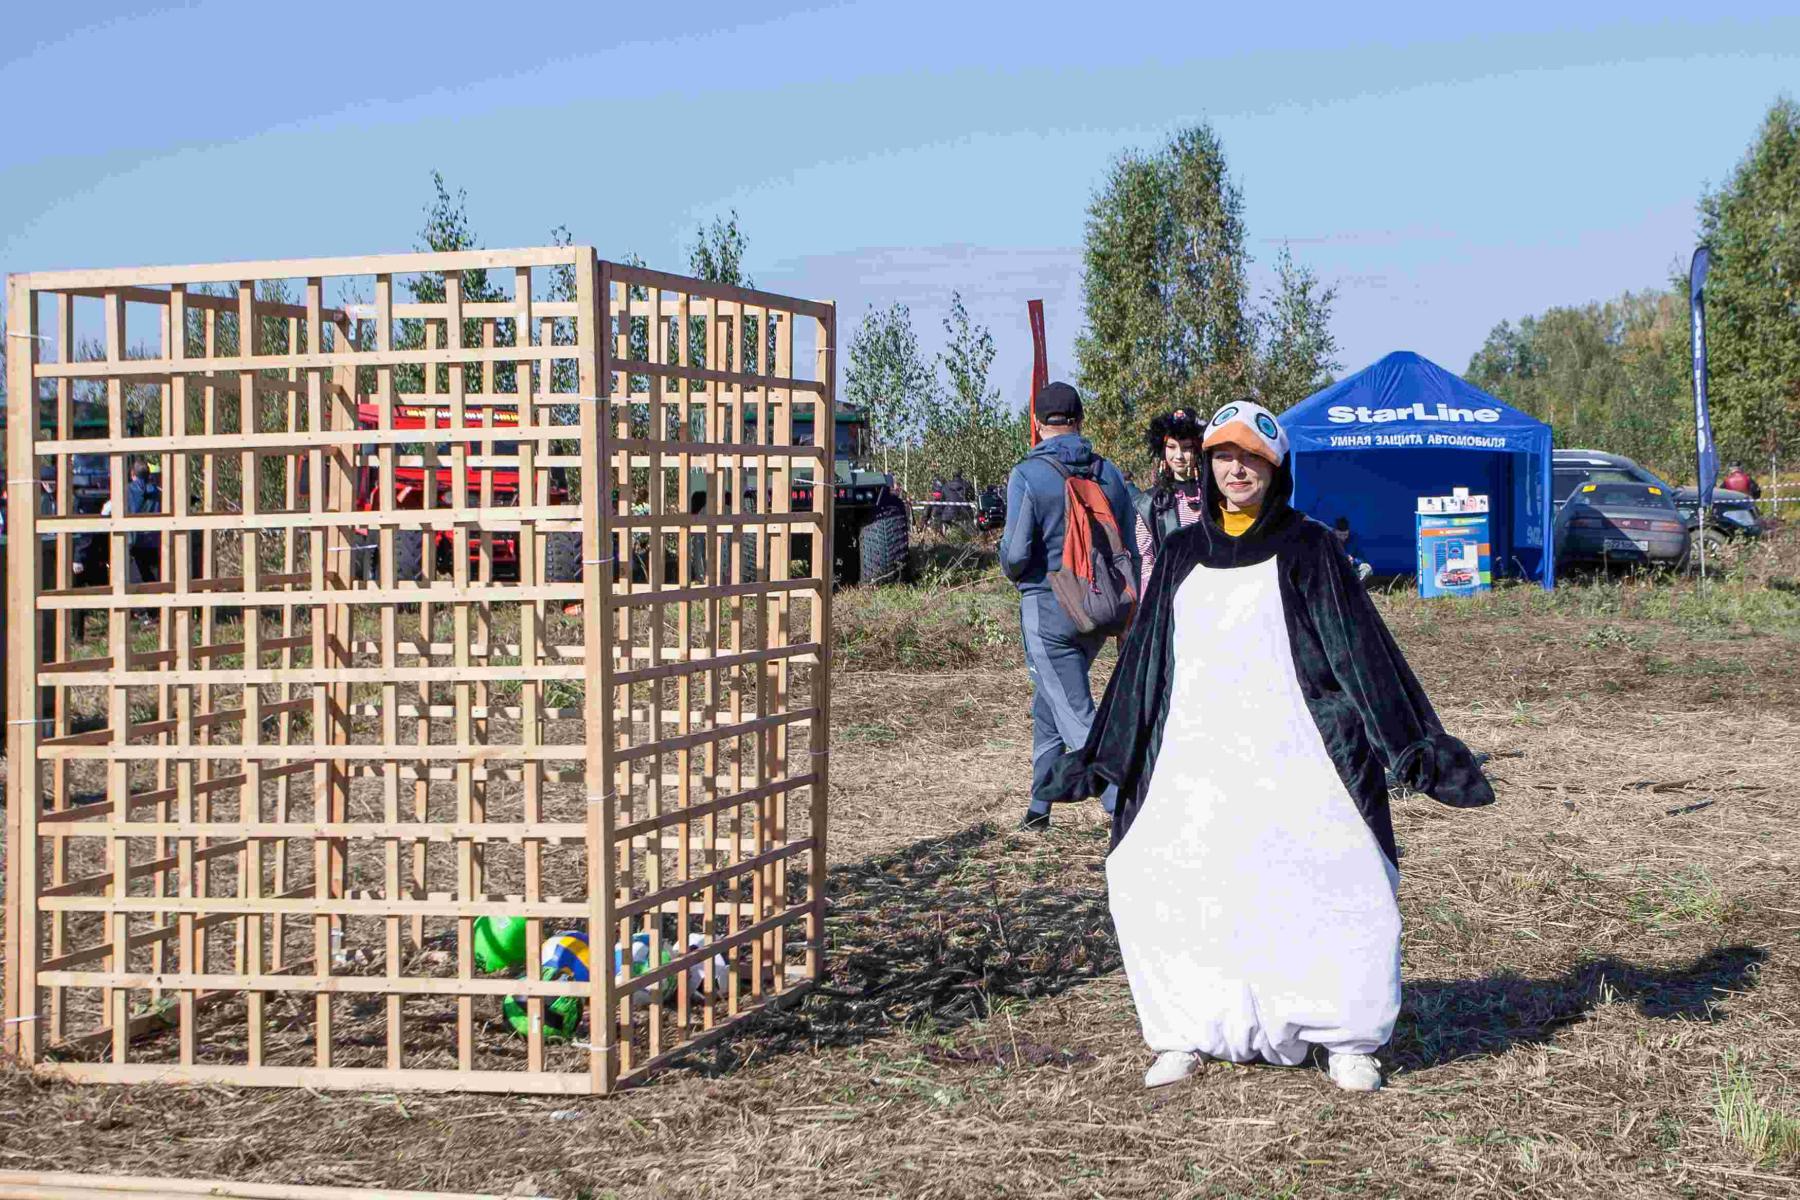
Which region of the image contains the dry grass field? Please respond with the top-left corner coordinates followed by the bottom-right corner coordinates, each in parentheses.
top-left (4, 531), bottom-right (1799, 1199)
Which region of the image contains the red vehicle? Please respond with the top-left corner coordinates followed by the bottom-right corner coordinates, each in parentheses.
top-left (351, 403), bottom-right (581, 582)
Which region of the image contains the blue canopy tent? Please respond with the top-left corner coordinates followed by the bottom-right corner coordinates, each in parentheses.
top-left (1280, 352), bottom-right (1555, 589)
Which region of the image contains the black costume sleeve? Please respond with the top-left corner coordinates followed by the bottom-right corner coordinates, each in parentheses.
top-left (1297, 533), bottom-right (1494, 809)
top-left (1039, 524), bottom-right (1193, 820)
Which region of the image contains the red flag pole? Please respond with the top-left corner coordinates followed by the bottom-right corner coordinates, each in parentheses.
top-left (1027, 299), bottom-right (1047, 446)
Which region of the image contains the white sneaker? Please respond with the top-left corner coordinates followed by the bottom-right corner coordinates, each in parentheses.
top-left (1326, 1051), bottom-right (1383, 1092)
top-left (1143, 1051), bottom-right (1200, 1088)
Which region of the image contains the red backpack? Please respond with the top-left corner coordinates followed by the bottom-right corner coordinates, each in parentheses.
top-left (1044, 459), bottom-right (1137, 636)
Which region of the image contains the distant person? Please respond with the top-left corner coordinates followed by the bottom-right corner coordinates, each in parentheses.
top-left (946, 473), bottom-right (973, 527)
top-left (1333, 516), bottom-right (1376, 583)
top-left (1000, 382), bottom-right (1137, 831)
top-left (1722, 464), bottom-right (1762, 500)
top-left (126, 460), bottom-right (162, 584)
top-left (71, 500), bottom-right (113, 640)
top-left (1133, 408), bottom-right (1205, 596)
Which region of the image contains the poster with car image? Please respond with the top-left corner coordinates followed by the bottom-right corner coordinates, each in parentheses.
top-left (1417, 495), bottom-right (1492, 597)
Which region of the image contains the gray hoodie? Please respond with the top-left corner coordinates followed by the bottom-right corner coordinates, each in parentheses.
top-left (1000, 432), bottom-right (1137, 599)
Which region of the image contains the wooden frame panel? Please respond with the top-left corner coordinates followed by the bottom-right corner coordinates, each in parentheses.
top-left (3, 249), bottom-right (832, 1093)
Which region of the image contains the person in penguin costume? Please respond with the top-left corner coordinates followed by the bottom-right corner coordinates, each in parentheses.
top-left (1043, 398), bottom-right (1496, 1093)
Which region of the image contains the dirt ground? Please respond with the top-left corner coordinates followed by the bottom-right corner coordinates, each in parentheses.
top-left (3, 533), bottom-right (1799, 1198)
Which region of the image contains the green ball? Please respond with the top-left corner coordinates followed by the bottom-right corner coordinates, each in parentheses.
top-left (502, 993), bottom-right (584, 1042)
top-left (472, 916), bottom-right (529, 973)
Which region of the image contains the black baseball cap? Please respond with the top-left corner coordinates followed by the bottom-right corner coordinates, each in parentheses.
top-left (1035, 381), bottom-right (1083, 426)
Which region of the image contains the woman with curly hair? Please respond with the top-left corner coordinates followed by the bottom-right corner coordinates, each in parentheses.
top-left (1133, 407), bottom-right (1206, 594)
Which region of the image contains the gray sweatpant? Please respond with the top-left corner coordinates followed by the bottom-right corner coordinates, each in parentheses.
top-left (1021, 592), bottom-right (1119, 816)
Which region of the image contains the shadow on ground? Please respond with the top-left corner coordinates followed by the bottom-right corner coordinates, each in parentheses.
top-left (681, 821), bottom-right (1117, 1074)
top-left (681, 822), bottom-right (1769, 1077)
top-left (1392, 945), bottom-right (1767, 1070)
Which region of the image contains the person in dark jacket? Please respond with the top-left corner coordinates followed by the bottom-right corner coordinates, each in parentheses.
top-left (1000, 381), bottom-right (1137, 830)
top-left (126, 459), bottom-right (161, 584)
top-left (71, 502), bottom-right (112, 641)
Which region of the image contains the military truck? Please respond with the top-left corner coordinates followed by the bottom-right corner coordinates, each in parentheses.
top-left (804, 404), bottom-right (909, 585)
top-left (705, 404), bottom-right (908, 587)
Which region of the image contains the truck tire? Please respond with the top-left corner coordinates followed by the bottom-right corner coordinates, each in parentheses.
top-left (391, 530), bottom-right (425, 582)
top-left (545, 531), bottom-right (583, 583)
top-left (858, 505), bottom-right (910, 586)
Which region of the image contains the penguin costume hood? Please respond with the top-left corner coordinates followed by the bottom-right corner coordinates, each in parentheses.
top-left (1044, 398), bottom-right (1493, 857)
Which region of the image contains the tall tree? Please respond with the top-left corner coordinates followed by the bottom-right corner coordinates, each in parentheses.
top-left (399, 170), bottom-right (508, 395)
top-left (844, 302), bottom-right (933, 455)
top-left (688, 210), bottom-right (752, 287)
top-left (1255, 246), bottom-right (1341, 411)
top-left (687, 209), bottom-right (774, 379)
top-left (925, 292), bottom-right (1014, 491)
top-left (1076, 124), bottom-right (1258, 474)
top-left (1695, 95), bottom-right (1800, 474)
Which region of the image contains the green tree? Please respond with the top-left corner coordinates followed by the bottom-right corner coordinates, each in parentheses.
top-left (1695, 95), bottom-right (1800, 474)
top-left (844, 302), bottom-right (934, 458)
top-left (1466, 289), bottom-right (1690, 480)
top-left (1255, 246), bottom-right (1341, 411)
top-left (924, 292), bottom-right (1014, 492)
top-left (687, 210), bottom-right (777, 379)
top-left (688, 211), bottom-right (751, 287)
top-left (1076, 124), bottom-right (1265, 474)
top-left (400, 170), bottom-right (509, 395)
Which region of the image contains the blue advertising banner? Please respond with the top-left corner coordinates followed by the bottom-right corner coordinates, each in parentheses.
top-left (1690, 245), bottom-right (1718, 512)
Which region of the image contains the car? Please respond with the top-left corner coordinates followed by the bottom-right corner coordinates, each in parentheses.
top-left (1553, 480), bottom-right (1691, 569)
top-left (1436, 566), bottom-right (1475, 588)
top-left (69, 452), bottom-right (112, 514)
top-left (1553, 450), bottom-right (1762, 562)
top-left (974, 484), bottom-right (1006, 532)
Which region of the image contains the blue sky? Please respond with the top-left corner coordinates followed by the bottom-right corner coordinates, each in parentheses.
top-left (4, 2), bottom-right (1798, 405)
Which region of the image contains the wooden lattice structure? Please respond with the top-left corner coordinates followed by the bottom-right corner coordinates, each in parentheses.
top-left (3, 249), bottom-right (834, 1092)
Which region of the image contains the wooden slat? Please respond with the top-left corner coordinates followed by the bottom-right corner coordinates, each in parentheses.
top-left (0, 1169), bottom-right (550, 1200)
top-left (19, 245), bottom-right (582, 290)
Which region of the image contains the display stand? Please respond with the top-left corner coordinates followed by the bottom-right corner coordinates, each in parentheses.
top-left (1417, 488), bottom-right (1491, 598)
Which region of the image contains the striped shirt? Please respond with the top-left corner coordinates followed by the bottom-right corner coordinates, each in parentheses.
top-left (1136, 488), bottom-right (1206, 595)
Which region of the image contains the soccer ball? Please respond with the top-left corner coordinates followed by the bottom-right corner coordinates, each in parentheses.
top-left (502, 931), bottom-right (590, 1041)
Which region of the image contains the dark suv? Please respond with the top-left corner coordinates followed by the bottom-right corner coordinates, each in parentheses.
top-left (1553, 450), bottom-right (1763, 559)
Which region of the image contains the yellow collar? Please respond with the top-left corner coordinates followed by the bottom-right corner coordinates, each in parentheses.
top-left (1219, 504), bottom-right (1260, 537)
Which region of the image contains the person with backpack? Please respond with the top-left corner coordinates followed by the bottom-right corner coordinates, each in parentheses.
top-left (1000, 381), bottom-right (1138, 831)
top-left (1133, 408), bottom-right (1206, 595)
top-left (1040, 398), bottom-right (1494, 1093)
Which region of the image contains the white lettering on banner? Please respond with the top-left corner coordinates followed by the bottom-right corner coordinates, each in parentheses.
top-left (1320, 431), bottom-right (1508, 450)
top-left (1325, 402), bottom-right (1502, 425)
top-left (1426, 433), bottom-right (1507, 449)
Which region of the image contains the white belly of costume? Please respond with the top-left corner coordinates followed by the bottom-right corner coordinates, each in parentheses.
top-left (1106, 556), bottom-right (1401, 1063)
